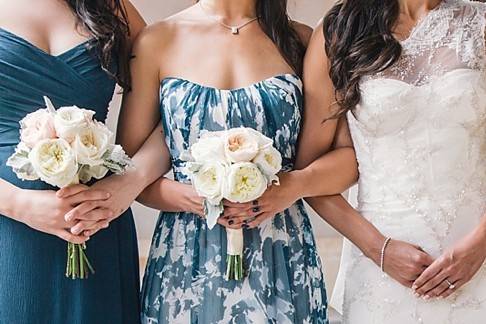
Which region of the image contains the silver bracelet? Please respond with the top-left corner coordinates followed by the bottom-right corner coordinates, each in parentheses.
top-left (380, 237), bottom-right (392, 272)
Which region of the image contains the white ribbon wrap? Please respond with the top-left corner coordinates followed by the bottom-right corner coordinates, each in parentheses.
top-left (226, 228), bottom-right (244, 255)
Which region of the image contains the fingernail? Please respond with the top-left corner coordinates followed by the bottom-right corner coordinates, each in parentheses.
top-left (412, 285), bottom-right (417, 290)
top-left (414, 293), bottom-right (420, 298)
top-left (105, 193), bottom-right (111, 198)
top-left (103, 223), bottom-right (109, 228)
top-left (229, 220), bottom-right (234, 225)
top-left (423, 295), bottom-right (430, 300)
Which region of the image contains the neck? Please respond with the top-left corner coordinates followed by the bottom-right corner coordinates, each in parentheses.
top-left (199, 0), bottom-right (257, 20)
top-left (400, 0), bottom-right (443, 20)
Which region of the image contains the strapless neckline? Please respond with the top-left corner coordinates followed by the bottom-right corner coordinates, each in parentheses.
top-left (0, 27), bottom-right (91, 58)
top-left (160, 73), bottom-right (301, 93)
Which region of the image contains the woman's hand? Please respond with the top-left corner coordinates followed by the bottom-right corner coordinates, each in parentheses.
top-left (16, 187), bottom-right (111, 243)
top-left (220, 172), bottom-right (302, 229)
top-left (58, 174), bottom-right (145, 236)
top-left (412, 230), bottom-right (486, 299)
top-left (381, 239), bottom-right (435, 288)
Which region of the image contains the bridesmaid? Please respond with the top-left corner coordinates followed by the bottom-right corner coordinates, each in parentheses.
top-left (112, 0), bottom-right (354, 323)
top-left (0, 1), bottom-right (145, 323)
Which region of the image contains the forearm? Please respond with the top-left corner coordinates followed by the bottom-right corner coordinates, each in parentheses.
top-left (293, 147), bottom-right (358, 199)
top-left (306, 194), bottom-right (385, 264)
top-left (137, 177), bottom-right (192, 212)
top-left (118, 125), bottom-right (172, 197)
top-left (0, 179), bottom-right (23, 221)
top-left (470, 209), bottom-right (486, 243)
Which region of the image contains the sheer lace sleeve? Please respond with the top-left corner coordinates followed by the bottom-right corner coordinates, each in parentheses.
top-left (367, 0), bottom-right (486, 85)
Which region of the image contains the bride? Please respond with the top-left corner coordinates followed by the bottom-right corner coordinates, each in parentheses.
top-left (302, 0), bottom-right (486, 322)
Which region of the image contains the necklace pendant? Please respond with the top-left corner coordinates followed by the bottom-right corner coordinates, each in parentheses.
top-left (231, 27), bottom-right (239, 35)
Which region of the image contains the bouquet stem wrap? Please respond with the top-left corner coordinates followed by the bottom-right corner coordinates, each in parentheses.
top-left (226, 228), bottom-right (244, 280)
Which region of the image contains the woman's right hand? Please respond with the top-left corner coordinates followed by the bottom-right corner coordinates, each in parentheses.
top-left (380, 239), bottom-right (435, 288)
top-left (15, 187), bottom-right (111, 244)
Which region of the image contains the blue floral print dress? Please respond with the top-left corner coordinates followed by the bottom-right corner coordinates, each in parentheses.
top-left (141, 74), bottom-right (328, 324)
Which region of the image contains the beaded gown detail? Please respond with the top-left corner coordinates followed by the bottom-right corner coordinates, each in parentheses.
top-left (331, 1), bottom-right (486, 323)
top-left (0, 28), bottom-right (140, 324)
top-left (141, 74), bottom-right (328, 324)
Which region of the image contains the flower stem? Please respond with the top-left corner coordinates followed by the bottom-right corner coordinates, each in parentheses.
top-left (226, 254), bottom-right (244, 281)
top-left (65, 243), bottom-right (95, 280)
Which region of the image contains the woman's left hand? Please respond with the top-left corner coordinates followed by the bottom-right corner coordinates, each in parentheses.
top-left (412, 230), bottom-right (486, 299)
top-left (57, 173), bottom-right (145, 237)
top-left (221, 172), bottom-right (302, 229)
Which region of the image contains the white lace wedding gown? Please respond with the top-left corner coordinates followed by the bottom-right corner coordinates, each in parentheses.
top-left (331, 1), bottom-right (486, 323)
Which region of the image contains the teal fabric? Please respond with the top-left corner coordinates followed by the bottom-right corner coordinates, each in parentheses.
top-left (141, 75), bottom-right (328, 324)
top-left (0, 28), bottom-right (140, 324)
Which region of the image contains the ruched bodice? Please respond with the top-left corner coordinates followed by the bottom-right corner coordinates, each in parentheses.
top-left (0, 28), bottom-right (115, 145)
top-left (0, 28), bottom-right (140, 324)
top-left (141, 74), bottom-right (328, 324)
top-left (159, 74), bottom-right (302, 182)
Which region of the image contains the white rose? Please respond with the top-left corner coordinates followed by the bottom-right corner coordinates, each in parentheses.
top-left (246, 128), bottom-right (274, 148)
top-left (19, 109), bottom-right (57, 148)
top-left (54, 106), bottom-right (95, 142)
top-left (191, 135), bottom-right (226, 163)
top-left (224, 128), bottom-right (260, 162)
top-left (78, 164), bottom-right (109, 183)
top-left (191, 161), bottom-right (226, 205)
top-left (253, 146), bottom-right (282, 183)
top-left (72, 121), bottom-right (113, 166)
top-left (223, 162), bottom-right (268, 203)
top-left (29, 138), bottom-right (78, 188)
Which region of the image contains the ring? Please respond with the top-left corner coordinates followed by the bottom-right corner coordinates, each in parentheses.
top-left (445, 279), bottom-right (455, 290)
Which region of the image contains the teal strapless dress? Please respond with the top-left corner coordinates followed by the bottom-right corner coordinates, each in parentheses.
top-left (0, 28), bottom-right (140, 324)
top-left (141, 75), bottom-right (328, 324)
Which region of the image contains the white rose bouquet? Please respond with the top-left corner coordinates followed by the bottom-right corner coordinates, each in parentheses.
top-left (7, 97), bottom-right (133, 279)
top-left (185, 127), bottom-right (282, 280)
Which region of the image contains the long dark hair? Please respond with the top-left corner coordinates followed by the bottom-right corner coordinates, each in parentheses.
top-left (65, 0), bottom-right (131, 89)
top-left (324, 0), bottom-right (402, 116)
top-left (196, 0), bottom-right (306, 76)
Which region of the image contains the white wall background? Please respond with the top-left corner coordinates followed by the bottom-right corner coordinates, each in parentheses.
top-left (107, 0), bottom-right (336, 242)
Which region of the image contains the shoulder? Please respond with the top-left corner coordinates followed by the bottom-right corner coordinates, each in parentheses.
top-left (130, 7), bottom-right (200, 57)
top-left (120, 0), bottom-right (146, 41)
top-left (291, 21), bottom-right (313, 47)
top-left (448, 0), bottom-right (486, 19)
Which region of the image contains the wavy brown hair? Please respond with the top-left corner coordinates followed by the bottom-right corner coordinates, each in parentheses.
top-left (196, 0), bottom-right (306, 76)
top-left (324, 0), bottom-right (402, 116)
top-left (65, 0), bottom-right (131, 89)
